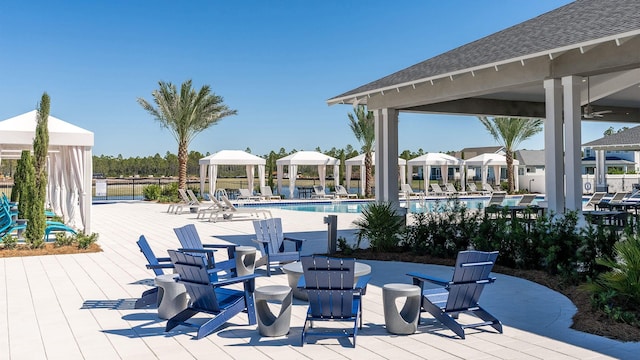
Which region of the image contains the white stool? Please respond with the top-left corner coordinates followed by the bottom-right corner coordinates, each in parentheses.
top-left (383, 283), bottom-right (421, 335)
top-left (235, 246), bottom-right (257, 276)
top-left (255, 285), bottom-right (292, 337)
top-left (154, 274), bottom-right (188, 320)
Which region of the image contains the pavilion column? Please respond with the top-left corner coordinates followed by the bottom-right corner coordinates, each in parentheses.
top-left (374, 108), bottom-right (400, 208)
top-left (544, 78), bottom-right (565, 214)
top-left (595, 149), bottom-right (607, 192)
top-left (563, 75), bottom-right (583, 212)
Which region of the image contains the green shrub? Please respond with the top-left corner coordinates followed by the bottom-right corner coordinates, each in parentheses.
top-left (2, 235), bottom-right (18, 249)
top-left (54, 232), bottom-right (75, 247)
top-left (76, 232), bottom-right (99, 249)
top-left (336, 236), bottom-right (355, 255)
top-left (353, 202), bottom-right (405, 252)
top-left (143, 184), bottom-right (162, 200)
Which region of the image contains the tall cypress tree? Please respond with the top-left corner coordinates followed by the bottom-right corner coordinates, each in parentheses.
top-left (15, 150), bottom-right (32, 217)
top-left (25, 93), bottom-right (50, 247)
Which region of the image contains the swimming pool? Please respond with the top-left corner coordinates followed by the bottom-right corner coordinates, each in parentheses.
top-left (242, 196), bottom-right (533, 214)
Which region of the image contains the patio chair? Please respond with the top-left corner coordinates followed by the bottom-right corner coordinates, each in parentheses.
top-left (170, 189), bottom-right (197, 214)
top-left (333, 185), bottom-right (357, 199)
top-left (517, 194), bottom-right (537, 207)
top-left (134, 235), bottom-right (174, 308)
top-left (165, 249), bottom-right (257, 339)
top-left (208, 196), bottom-right (272, 222)
top-left (407, 250), bottom-right (502, 339)
top-left (0, 200), bottom-right (76, 241)
top-left (298, 255), bottom-right (370, 347)
top-left (253, 217), bottom-right (305, 276)
top-left (260, 186), bottom-right (281, 200)
top-left (445, 183), bottom-right (466, 195)
top-left (311, 185), bottom-right (335, 199)
top-left (173, 224), bottom-right (236, 277)
top-left (237, 188), bottom-right (261, 201)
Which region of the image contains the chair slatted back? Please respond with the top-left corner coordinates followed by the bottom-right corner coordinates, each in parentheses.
top-left (168, 250), bottom-right (222, 312)
top-left (301, 256), bottom-right (356, 319)
top-left (401, 183), bottom-right (413, 193)
top-left (136, 235), bottom-right (166, 276)
top-left (174, 224), bottom-right (233, 281)
top-left (178, 188), bottom-right (191, 204)
top-left (445, 183), bottom-right (457, 193)
top-left (253, 218), bottom-right (285, 255)
top-left (446, 250), bottom-right (498, 312)
top-left (313, 185), bottom-right (325, 196)
top-left (431, 184), bottom-right (444, 193)
top-left (487, 193), bottom-right (505, 206)
top-left (518, 194), bottom-right (537, 206)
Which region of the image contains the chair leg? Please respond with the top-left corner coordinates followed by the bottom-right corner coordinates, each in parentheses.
top-left (166, 308), bottom-right (199, 332)
top-left (473, 307), bottom-right (503, 334)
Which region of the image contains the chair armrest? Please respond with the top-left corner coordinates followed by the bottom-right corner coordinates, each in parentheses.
top-left (202, 243), bottom-right (236, 259)
top-left (407, 272), bottom-right (449, 287)
top-left (284, 237), bottom-right (305, 251)
top-left (177, 248), bottom-right (217, 268)
top-left (155, 257), bottom-right (171, 263)
top-left (211, 273), bottom-right (257, 288)
top-left (146, 263), bottom-right (174, 270)
top-left (354, 275), bottom-right (371, 295)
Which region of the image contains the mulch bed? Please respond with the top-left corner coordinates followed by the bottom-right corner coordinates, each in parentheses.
top-left (0, 243), bottom-right (102, 258)
top-left (337, 249), bottom-right (640, 342)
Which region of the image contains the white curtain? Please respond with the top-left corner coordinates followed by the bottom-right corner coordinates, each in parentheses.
top-left (318, 165), bottom-right (326, 189)
top-left (277, 164), bottom-right (284, 197)
top-left (289, 164), bottom-right (297, 198)
top-left (68, 146), bottom-right (85, 229)
top-left (246, 165), bottom-right (255, 192)
top-left (333, 164), bottom-right (340, 186)
top-left (493, 165), bottom-right (501, 185)
top-left (441, 165), bottom-right (448, 184)
top-left (346, 165), bottom-right (353, 194)
top-left (208, 165), bottom-right (218, 195)
top-left (258, 164), bottom-right (265, 189)
top-left (399, 164), bottom-right (406, 187)
top-left (199, 164), bottom-right (207, 196)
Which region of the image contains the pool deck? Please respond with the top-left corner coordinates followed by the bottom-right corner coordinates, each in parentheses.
top-left (1, 201), bottom-right (639, 359)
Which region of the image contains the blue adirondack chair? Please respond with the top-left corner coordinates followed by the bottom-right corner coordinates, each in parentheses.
top-left (298, 255), bottom-right (370, 347)
top-left (134, 235), bottom-right (175, 309)
top-left (407, 250), bottom-right (503, 339)
top-left (173, 224), bottom-right (237, 277)
top-left (165, 249), bottom-right (257, 339)
top-left (253, 218), bottom-right (305, 276)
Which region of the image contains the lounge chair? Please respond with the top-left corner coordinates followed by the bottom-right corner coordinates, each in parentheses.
top-left (237, 188), bottom-right (261, 201)
top-left (333, 185), bottom-right (357, 199)
top-left (165, 249), bottom-right (257, 339)
top-left (171, 189), bottom-right (198, 214)
top-left (597, 192), bottom-right (630, 210)
top-left (0, 200), bottom-right (76, 241)
top-left (486, 192), bottom-right (506, 207)
top-left (259, 186), bottom-right (281, 200)
top-left (298, 255), bottom-right (370, 347)
top-left (400, 183), bottom-right (425, 198)
top-left (253, 217), bottom-right (305, 276)
top-left (467, 182), bottom-right (488, 195)
top-left (445, 183), bottom-right (465, 195)
top-left (584, 192), bottom-right (607, 209)
top-left (517, 194), bottom-right (537, 207)
top-left (431, 183), bottom-right (454, 196)
top-left (208, 196), bottom-right (272, 222)
top-left (311, 185), bottom-right (335, 199)
top-left (407, 250), bottom-right (502, 339)
top-left (483, 183), bottom-right (506, 194)
top-left (134, 235), bottom-right (174, 308)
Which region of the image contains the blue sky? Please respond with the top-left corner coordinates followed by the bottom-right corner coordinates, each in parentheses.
top-left (0, 0), bottom-right (626, 158)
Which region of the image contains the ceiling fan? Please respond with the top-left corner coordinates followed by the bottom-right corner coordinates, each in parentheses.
top-left (583, 77), bottom-right (613, 119)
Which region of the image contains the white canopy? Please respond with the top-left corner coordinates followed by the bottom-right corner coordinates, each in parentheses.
top-left (464, 153), bottom-right (519, 188)
top-left (344, 152), bottom-right (407, 196)
top-left (198, 150), bottom-right (266, 196)
top-left (407, 153), bottom-right (465, 191)
top-left (276, 151), bottom-right (339, 198)
top-left (0, 110), bottom-right (94, 233)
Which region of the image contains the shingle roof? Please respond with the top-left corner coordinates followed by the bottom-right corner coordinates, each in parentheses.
top-left (330, 0), bottom-right (640, 101)
top-left (583, 125), bottom-right (640, 148)
top-left (515, 150), bottom-right (545, 167)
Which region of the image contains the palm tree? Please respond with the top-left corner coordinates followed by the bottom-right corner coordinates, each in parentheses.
top-left (348, 105), bottom-right (375, 197)
top-left (138, 80), bottom-right (237, 189)
top-left (478, 116), bottom-right (543, 194)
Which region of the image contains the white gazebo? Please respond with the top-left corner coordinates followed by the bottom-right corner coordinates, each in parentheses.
top-left (407, 153), bottom-right (465, 191)
top-left (0, 110), bottom-right (94, 233)
top-left (464, 153), bottom-right (519, 189)
top-left (276, 151), bottom-right (339, 199)
top-left (198, 150), bottom-right (266, 196)
top-left (344, 153), bottom-right (407, 196)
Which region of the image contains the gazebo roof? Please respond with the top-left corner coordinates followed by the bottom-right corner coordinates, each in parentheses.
top-left (344, 152), bottom-right (406, 166)
top-left (276, 151), bottom-right (339, 165)
top-left (198, 150), bottom-right (265, 165)
top-left (407, 153), bottom-right (462, 166)
top-left (0, 110), bottom-right (94, 147)
top-left (465, 153), bottom-right (519, 166)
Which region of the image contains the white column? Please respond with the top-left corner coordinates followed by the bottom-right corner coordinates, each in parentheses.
top-left (374, 108), bottom-right (400, 207)
top-left (595, 150), bottom-right (607, 192)
top-left (83, 146), bottom-right (92, 234)
top-left (544, 78), bottom-right (565, 214)
top-left (563, 75), bottom-right (583, 212)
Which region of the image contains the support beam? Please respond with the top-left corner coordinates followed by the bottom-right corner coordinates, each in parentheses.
top-left (563, 75), bottom-right (583, 212)
top-left (406, 98), bottom-right (546, 118)
top-left (544, 79), bottom-right (565, 214)
top-left (373, 108), bottom-right (400, 209)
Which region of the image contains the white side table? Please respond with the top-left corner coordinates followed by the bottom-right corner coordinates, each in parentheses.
top-left (382, 283), bottom-right (421, 335)
top-left (235, 246), bottom-right (257, 276)
top-left (154, 274), bottom-right (188, 320)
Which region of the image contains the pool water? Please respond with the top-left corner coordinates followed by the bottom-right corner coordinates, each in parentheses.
top-left (246, 197), bottom-right (534, 214)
